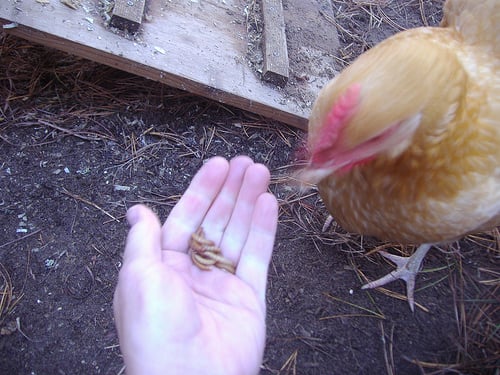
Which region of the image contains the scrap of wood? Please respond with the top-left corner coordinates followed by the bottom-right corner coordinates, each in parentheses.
top-left (60, 0), bottom-right (79, 10)
top-left (110, 0), bottom-right (146, 33)
top-left (261, 0), bottom-right (289, 87)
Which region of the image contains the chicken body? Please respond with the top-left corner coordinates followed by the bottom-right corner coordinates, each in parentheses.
top-left (300, 0), bottom-right (500, 310)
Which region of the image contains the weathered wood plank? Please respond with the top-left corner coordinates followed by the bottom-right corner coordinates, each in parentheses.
top-left (0, 0), bottom-right (308, 129)
top-left (0, 0), bottom-right (339, 130)
top-left (110, 0), bottom-right (146, 33)
top-left (261, 0), bottom-right (289, 86)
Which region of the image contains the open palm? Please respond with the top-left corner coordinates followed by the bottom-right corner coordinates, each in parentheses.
top-left (113, 156), bottom-right (278, 375)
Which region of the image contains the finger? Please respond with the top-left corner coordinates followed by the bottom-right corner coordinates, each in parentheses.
top-left (201, 155), bottom-right (254, 243)
top-left (122, 204), bottom-right (163, 264)
top-left (219, 163), bottom-right (271, 262)
top-left (161, 156), bottom-right (230, 253)
top-left (236, 192), bottom-right (278, 305)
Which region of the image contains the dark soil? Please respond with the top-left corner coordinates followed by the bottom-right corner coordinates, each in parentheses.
top-left (0, 1), bottom-right (499, 374)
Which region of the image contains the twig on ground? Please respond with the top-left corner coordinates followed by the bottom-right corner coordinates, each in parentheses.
top-left (379, 320), bottom-right (395, 375)
top-left (61, 188), bottom-right (119, 222)
top-left (279, 349), bottom-right (298, 375)
top-left (0, 229), bottom-right (41, 249)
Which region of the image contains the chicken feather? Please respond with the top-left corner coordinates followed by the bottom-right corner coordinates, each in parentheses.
top-left (298, 0), bottom-right (500, 310)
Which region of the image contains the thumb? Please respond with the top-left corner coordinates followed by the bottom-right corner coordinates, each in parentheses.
top-left (123, 204), bottom-right (163, 264)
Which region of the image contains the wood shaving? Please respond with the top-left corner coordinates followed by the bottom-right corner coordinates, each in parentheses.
top-left (60, 0), bottom-right (80, 10)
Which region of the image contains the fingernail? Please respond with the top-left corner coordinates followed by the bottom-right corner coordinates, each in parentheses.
top-left (126, 204), bottom-right (143, 226)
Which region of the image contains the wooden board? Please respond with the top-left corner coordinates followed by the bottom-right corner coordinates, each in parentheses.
top-left (262, 0), bottom-right (289, 86)
top-left (0, 0), bottom-right (339, 130)
top-left (110, 0), bottom-right (146, 32)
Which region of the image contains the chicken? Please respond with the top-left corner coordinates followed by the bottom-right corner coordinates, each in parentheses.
top-left (297, 0), bottom-right (500, 311)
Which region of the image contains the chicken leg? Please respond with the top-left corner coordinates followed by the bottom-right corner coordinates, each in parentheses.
top-left (361, 243), bottom-right (432, 311)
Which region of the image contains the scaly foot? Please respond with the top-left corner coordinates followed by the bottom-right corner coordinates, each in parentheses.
top-left (361, 243), bottom-right (432, 311)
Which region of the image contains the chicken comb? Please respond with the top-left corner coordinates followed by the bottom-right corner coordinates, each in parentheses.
top-left (311, 83), bottom-right (361, 166)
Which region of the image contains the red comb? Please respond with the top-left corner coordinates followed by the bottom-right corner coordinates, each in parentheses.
top-left (311, 84), bottom-right (361, 166)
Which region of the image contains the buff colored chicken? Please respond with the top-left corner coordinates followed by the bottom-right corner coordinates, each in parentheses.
top-left (298, 0), bottom-right (500, 311)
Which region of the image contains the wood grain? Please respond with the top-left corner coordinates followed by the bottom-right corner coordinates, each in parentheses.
top-left (110, 0), bottom-right (146, 32)
top-left (261, 0), bottom-right (289, 86)
top-left (0, 0), bottom-right (339, 129)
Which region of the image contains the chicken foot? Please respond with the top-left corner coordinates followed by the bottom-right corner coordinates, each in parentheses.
top-left (361, 243), bottom-right (432, 311)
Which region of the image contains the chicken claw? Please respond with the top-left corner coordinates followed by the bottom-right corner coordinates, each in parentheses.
top-left (361, 243), bottom-right (432, 311)
top-left (189, 227), bottom-right (236, 274)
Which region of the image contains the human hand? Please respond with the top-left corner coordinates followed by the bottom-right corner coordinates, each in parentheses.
top-left (113, 156), bottom-right (278, 375)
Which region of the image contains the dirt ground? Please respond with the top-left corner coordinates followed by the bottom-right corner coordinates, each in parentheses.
top-left (0, 1), bottom-right (499, 374)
